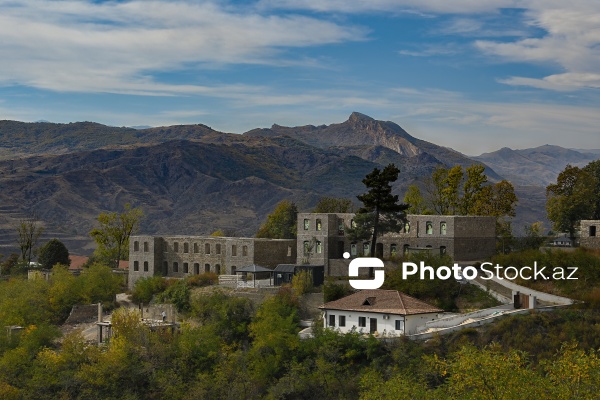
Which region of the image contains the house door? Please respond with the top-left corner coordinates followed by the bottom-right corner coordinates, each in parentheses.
top-left (369, 318), bottom-right (377, 334)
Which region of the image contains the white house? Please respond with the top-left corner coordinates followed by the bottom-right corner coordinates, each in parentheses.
top-left (319, 289), bottom-right (443, 336)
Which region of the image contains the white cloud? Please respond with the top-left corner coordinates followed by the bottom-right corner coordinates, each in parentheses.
top-left (0, 0), bottom-right (365, 95)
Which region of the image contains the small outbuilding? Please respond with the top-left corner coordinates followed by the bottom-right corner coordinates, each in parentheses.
top-left (274, 264), bottom-right (325, 286)
top-left (319, 289), bottom-right (443, 336)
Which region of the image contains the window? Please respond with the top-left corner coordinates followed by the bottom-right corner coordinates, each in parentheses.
top-left (350, 243), bottom-right (357, 256)
top-left (426, 221), bottom-right (433, 235)
top-left (405, 222), bottom-right (410, 233)
top-left (403, 244), bottom-right (409, 255)
top-left (591, 226), bottom-right (597, 237)
top-left (303, 241), bottom-right (310, 254)
top-left (316, 241), bottom-right (322, 254)
top-left (194, 243), bottom-right (199, 253)
top-left (440, 222), bottom-right (447, 235)
top-left (351, 219), bottom-right (356, 228)
top-left (215, 264), bottom-right (221, 274)
top-left (194, 263), bottom-right (199, 274)
top-left (232, 245), bottom-right (237, 256)
top-left (242, 245), bottom-right (248, 256)
top-left (395, 320), bottom-right (404, 331)
top-left (183, 263), bottom-right (189, 273)
top-left (390, 244), bottom-right (397, 256)
top-left (173, 262), bottom-right (179, 273)
top-left (358, 317), bottom-right (366, 327)
top-left (338, 218), bottom-right (345, 235)
top-left (440, 246), bottom-right (446, 256)
top-left (363, 242), bottom-right (370, 255)
top-left (304, 219), bottom-right (310, 230)
top-left (143, 261), bottom-right (148, 272)
top-left (339, 315), bottom-right (346, 327)
top-left (316, 219), bottom-right (322, 231)
top-left (329, 314), bottom-right (336, 327)
top-left (231, 266), bottom-right (236, 275)
top-left (174, 242), bottom-right (179, 253)
top-left (204, 264), bottom-right (210, 273)
top-left (144, 241), bottom-right (149, 252)
top-left (134, 241), bottom-right (139, 252)
top-left (183, 243), bottom-right (189, 253)
top-left (133, 261), bottom-right (139, 271)
top-left (163, 261), bottom-right (168, 275)
top-left (287, 246), bottom-right (292, 257)
top-left (205, 243), bottom-right (210, 254)
top-left (216, 243), bottom-right (221, 254)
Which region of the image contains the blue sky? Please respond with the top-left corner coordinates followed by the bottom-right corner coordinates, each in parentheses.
top-left (0, 0), bottom-right (599, 155)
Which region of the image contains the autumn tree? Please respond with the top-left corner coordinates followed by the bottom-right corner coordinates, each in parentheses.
top-left (312, 197), bottom-right (354, 213)
top-left (89, 204), bottom-right (143, 269)
top-left (256, 200), bottom-right (298, 239)
top-left (546, 164), bottom-right (596, 239)
top-left (347, 164), bottom-right (409, 257)
top-left (37, 239), bottom-right (70, 269)
top-left (403, 184), bottom-right (430, 214)
top-left (15, 213), bottom-right (44, 266)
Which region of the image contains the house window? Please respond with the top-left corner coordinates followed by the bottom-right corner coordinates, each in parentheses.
top-left (194, 263), bottom-right (199, 274)
top-left (304, 219), bottom-right (310, 230)
top-left (403, 244), bottom-right (409, 255)
top-left (133, 261), bottom-right (139, 271)
top-left (329, 314), bottom-right (336, 327)
top-left (440, 222), bottom-right (447, 235)
top-left (339, 315), bottom-right (346, 327)
top-left (350, 243), bottom-right (357, 256)
top-left (174, 242), bottom-right (179, 253)
top-left (358, 317), bottom-right (366, 327)
top-left (184, 243), bottom-right (189, 253)
top-left (194, 243), bottom-right (199, 253)
top-left (232, 245), bottom-right (237, 256)
top-left (426, 221), bottom-right (433, 235)
top-left (316, 219), bottom-right (322, 231)
top-left (390, 244), bottom-right (397, 256)
top-left (143, 261), bottom-right (148, 272)
top-left (216, 244), bottom-right (221, 254)
top-left (338, 218), bottom-right (345, 235)
top-left (215, 264), bottom-right (221, 274)
top-left (163, 261), bottom-right (168, 275)
top-left (242, 245), bottom-right (248, 256)
top-left (231, 266), bottom-right (236, 275)
top-left (287, 246), bottom-right (292, 257)
top-left (303, 241), bottom-right (310, 254)
top-left (183, 263), bottom-right (189, 273)
top-left (144, 242), bottom-right (149, 252)
top-left (591, 226), bottom-right (597, 237)
top-left (351, 219), bottom-right (356, 228)
top-left (440, 246), bottom-right (446, 256)
top-left (395, 320), bottom-right (404, 331)
top-left (405, 222), bottom-right (410, 233)
top-left (205, 243), bottom-right (210, 254)
top-left (173, 262), bottom-right (179, 273)
top-left (134, 241), bottom-right (139, 252)
top-left (363, 242), bottom-right (370, 255)
top-left (204, 263), bottom-right (210, 273)
top-left (316, 241), bottom-right (322, 254)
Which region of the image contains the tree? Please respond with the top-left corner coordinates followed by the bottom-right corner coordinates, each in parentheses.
top-left (37, 239), bottom-right (70, 269)
top-left (348, 164), bottom-right (409, 257)
top-left (460, 164), bottom-right (488, 215)
top-left (546, 164), bottom-right (596, 239)
top-left (403, 184), bottom-right (430, 214)
top-left (312, 197), bottom-right (354, 213)
top-left (15, 213), bottom-right (44, 266)
top-left (256, 200), bottom-right (298, 239)
top-left (583, 160), bottom-right (600, 219)
top-left (89, 204), bottom-right (143, 269)
top-left (472, 180), bottom-right (518, 219)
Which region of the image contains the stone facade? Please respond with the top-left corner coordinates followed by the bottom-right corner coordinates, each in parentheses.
top-left (128, 236), bottom-right (296, 288)
top-left (297, 213), bottom-right (496, 275)
top-left (580, 220), bottom-right (600, 249)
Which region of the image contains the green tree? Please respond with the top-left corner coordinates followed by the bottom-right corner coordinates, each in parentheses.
top-left (312, 197), bottom-right (354, 213)
top-left (256, 200), bottom-right (298, 239)
top-left (472, 180), bottom-right (518, 219)
top-left (347, 164), bottom-right (408, 257)
top-left (15, 213), bottom-right (44, 266)
top-left (461, 164), bottom-right (488, 215)
top-left (583, 160), bottom-right (600, 219)
top-left (523, 221), bottom-right (546, 250)
top-left (403, 184), bottom-right (430, 214)
top-left (546, 164), bottom-right (595, 239)
top-left (37, 239), bottom-right (70, 269)
top-left (89, 203), bottom-right (143, 269)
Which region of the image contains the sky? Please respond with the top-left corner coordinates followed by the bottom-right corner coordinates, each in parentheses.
top-left (0, 0), bottom-right (599, 155)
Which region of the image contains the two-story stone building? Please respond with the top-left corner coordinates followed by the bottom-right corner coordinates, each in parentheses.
top-left (580, 220), bottom-right (600, 249)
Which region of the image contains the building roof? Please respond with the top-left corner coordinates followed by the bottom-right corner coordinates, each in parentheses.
top-left (236, 264), bottom-right (273, 273)
top-left (319, 289), bottom-right (443, 316)
top-left (274, 264), bottom-right (296, 273)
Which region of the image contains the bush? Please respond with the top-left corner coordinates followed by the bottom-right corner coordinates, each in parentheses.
top-left (156, 280), bottom-right (191, 312)
top-left (323, 278), bottom-right (353, 302)
top-left (291, 270), bottom-right (313, 296)
top-left (131, 276), bottom-right (167, 304)
top-left (186, 272), bottom-right (218, 287)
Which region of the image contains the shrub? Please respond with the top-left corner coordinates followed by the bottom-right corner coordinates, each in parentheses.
top-left (323, 278), bottom-right (353, 302)
top-left (131, 276), bottom-right (167, 304)
top-left (186, 272), bottom-right (218, 287)
top-left (291, 270), bottom-right (313, 296)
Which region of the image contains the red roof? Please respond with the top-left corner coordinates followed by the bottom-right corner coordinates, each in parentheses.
top-left (319, 289), bottom-right (442, 315)
top-left (68, 256), bottom-right (128, 270)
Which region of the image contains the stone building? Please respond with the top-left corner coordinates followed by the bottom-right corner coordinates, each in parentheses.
top-left (580, 220), bottom-right (600, 249)
top-left (297, 213), bottom-right (496, 276)
top-left (128, 235), bottom-right (296, 288)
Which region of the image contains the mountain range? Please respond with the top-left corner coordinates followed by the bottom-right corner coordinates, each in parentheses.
top-left (0, 112), bottom-right (597, 256)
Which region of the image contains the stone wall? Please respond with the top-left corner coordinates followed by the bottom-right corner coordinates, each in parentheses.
top-left (580, 220), bottom-right (600, 249)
